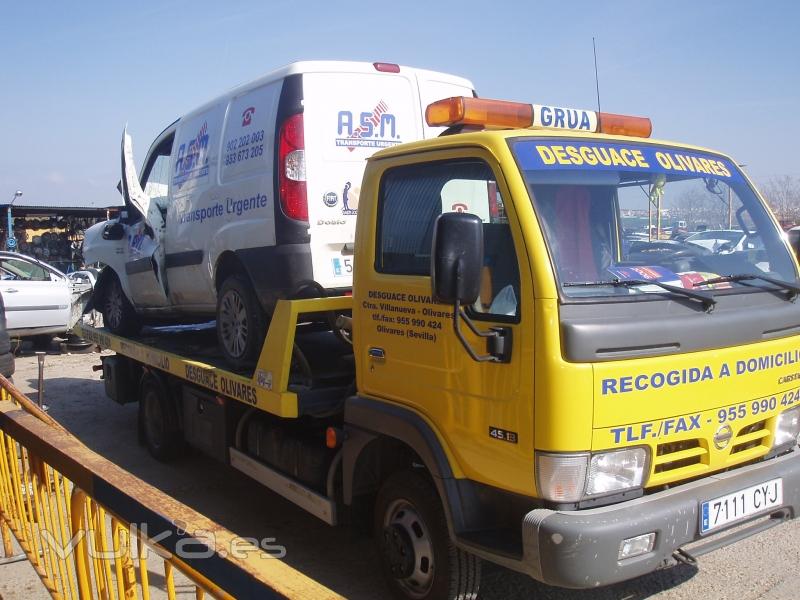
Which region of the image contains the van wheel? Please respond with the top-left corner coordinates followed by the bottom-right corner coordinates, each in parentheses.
top-left (375, 470), bottom-right (481, 600)
top-left (102, 273), bottom-right (141, 336)
top-left (139, 373), bottom-right (183, 461)
top-left (217, 274), bottom-right (266, 370)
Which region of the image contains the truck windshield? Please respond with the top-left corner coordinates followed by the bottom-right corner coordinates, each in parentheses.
top-left (510, 138), bottom-right (797, 300)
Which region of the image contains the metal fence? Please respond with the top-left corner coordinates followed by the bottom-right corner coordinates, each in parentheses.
top-left (0, 374), bottom-right (342, 599)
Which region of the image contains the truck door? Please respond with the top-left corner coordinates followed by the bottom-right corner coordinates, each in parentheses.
top-left (121, 128), bottom-right (171, 307)
top-left (355, 151), bottom-right (535, 495)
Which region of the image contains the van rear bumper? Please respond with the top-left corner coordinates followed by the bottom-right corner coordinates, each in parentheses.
top-left (515, 450), bottom-right (800, 588)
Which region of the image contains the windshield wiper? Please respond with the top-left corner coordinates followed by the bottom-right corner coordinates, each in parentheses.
top-left (564, 278), bottom-right (716, 311)
top-left (693, 273), bottom-right (800, 299)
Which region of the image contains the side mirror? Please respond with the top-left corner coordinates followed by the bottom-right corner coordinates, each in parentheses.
top-left (431, 212), bottom-right (512, 363)
top-left (431, 212), bottom-right (483, 304)
top-left (102, 222), bottom-right (125, 241)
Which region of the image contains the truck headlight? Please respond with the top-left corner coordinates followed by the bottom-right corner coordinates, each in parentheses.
top-left (586, 448), bottom-right (647, 497)
top-left (773, 406), bottom-right (800, 448)
top-left (536, 453), bottom-right (588, 503)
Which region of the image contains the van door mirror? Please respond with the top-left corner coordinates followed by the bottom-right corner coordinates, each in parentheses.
top-left (102, 222), bottom-right (125, 241)
top-left (431, 212), bottom-right (483, 304)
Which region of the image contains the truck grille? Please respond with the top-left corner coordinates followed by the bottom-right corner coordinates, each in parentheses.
top-left (731, 419), bottom-right (770, 454)
top-left (647, 417), bottom-right (773, 487)
top-left (653, 439), bottom-right (707, 474)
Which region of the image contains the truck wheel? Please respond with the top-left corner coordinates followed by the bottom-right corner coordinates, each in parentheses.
top-left (101, 273), bottom-right (141, 336)
top-left (139, 373), bottom-right (183, 461)
top-left (375, 470), bottom-right (481, 600)
top-left (216, 274), bottom-right (266, 370)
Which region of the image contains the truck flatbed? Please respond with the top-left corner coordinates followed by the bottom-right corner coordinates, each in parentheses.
top-left (75, 296), bottom-right (354, 418)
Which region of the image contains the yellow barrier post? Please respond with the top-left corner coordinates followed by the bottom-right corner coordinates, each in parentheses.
top-left (1, 517), bottom-right (12, 556)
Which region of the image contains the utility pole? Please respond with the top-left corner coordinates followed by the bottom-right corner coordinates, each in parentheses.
top-left (6, 190), bottom-right (22, 251)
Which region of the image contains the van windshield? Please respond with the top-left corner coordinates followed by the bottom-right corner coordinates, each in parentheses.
top-left (510, 138), bottom-right (797, 300)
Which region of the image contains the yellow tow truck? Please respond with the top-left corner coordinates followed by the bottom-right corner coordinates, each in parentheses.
top-left (78, 96), bottom-right (800, 600)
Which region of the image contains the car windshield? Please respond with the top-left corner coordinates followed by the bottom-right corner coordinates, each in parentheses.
top-left (510, 138), bottom-right (797, 300)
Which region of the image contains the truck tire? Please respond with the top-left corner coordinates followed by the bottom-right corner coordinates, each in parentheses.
top-left (0, 286), bottom-right (15, 377)
top-left (101, 273), bottom-right (141, 337)
top-left (139, 373), bottom-right (183, 461)
top-left (216, 274), bottom-right (266, 370)
top-left (374, 469), bottom-right (481, 600)
top-left (0, 325), bottom-right (10, 355)
top-left (0, 351), bottom-right (15, 379)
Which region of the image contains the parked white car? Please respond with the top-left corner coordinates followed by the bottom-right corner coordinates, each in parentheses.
top-left (83, 60), bottom-right (475, 368)
top-left (0, 251), bottom-right (92, 340)
top-left (684, 229), bottom-right (763, 253)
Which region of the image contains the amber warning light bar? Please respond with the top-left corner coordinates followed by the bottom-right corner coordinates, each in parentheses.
top-left (426, 96), bottom-right (652, 138)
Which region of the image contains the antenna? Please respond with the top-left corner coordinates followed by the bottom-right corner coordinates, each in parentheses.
top-left (592, 37), bottom-right (602, 114)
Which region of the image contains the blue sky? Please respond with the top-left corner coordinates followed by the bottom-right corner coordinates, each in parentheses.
top-left (1, 0), bottom-right (798, 207)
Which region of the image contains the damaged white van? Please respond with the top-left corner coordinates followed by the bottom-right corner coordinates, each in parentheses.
top-left (83, 61), bottom-right (474, 368)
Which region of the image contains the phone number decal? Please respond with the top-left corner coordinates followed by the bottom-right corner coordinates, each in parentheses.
top-left (604, 387), bottom-right (800, 445)
top-left (224, 129), bottom-right (265, 166)
top-left (717, 387), bottom-right (800, 424)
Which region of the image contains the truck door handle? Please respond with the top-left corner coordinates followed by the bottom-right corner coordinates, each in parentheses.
top-left (368, 347), bottom-right (385, 359)
top-left (4, 288), bottom-right (17, 293)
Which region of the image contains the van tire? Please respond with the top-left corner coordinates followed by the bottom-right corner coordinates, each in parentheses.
top-left (101, 273), bottom-right (141, 337)
top-left (216, 274), bottom-right (266, 370)
top-left (139, 373), bottom-right (183, 461)
top-left (375, 469), bottom-right (481, 600)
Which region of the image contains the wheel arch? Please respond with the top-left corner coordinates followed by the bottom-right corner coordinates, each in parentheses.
top-left (89, 266), bottom-right (124, 311)
top-left (214, 251), bottom-right (246, 293)
top-left (344, 396), bottom-right (475, 537)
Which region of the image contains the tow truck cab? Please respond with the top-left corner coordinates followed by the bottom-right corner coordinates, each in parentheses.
top-left (350, 97), bottom-right (800, 591)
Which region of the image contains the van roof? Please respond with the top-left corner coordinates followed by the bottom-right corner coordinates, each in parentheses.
top-left (179, 60), bottom-right (474, 123)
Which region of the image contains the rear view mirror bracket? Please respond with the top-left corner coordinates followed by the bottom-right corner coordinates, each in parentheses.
top-left (452, 300), bottom-right (512, 363)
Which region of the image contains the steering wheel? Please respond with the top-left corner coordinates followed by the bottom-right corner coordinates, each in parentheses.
top-left (714, 241), bottom-right (736, 254)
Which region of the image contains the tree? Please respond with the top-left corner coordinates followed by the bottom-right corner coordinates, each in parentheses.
top-left (760, 175), bottom-right (800, 225)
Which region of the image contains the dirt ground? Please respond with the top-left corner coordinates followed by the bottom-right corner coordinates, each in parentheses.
top-left (1, 349), bottom-right (799, 599)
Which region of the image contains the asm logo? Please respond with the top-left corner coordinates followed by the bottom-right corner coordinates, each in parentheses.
top-left (128, 232), bottom-right (145, 253)
top-left (173, 121), bottom-right (210, 186)
top-left (335, 100), bottom-right (401, 152)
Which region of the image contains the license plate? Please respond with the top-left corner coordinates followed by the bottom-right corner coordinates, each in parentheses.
top-left (700, 478), bottom-right (782, 534)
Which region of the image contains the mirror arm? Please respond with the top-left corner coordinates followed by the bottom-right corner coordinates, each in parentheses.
top-left (458, 306), bottom-right (497, 338)
top-left (452, 300), bottom-right (500, 363)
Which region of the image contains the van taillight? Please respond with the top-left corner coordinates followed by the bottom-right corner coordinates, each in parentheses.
top-left (279, 113), bottom-right (307, 221)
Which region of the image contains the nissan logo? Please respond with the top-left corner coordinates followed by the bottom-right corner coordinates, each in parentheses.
top-left (713, 424), bottom-right (733, 450)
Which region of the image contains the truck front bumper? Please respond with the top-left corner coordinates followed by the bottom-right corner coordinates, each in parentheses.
top-left (519, 450), bottom-right (800, 588)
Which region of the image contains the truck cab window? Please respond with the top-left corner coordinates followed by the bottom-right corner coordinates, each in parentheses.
top-left (376, 159), bottom-right (520, 318)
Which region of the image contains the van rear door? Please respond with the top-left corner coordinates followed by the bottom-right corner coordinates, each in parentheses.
top-left (301, 65), bottom-right (474, 291)
top-left (302, 68), bottom-right (425, 290)
top-left (414, 69), bottom-right (475, 137)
